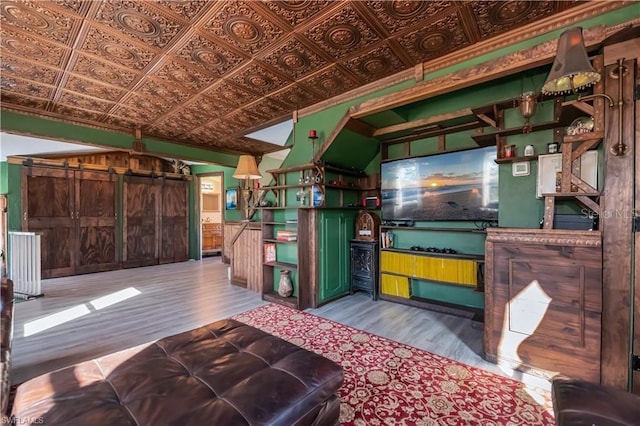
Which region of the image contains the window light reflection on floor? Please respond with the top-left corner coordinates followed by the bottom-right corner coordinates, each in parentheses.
top-left (23, 287), bottom-right (141, 337)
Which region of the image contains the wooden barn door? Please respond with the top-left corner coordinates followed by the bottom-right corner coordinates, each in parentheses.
top-left (160, 178), bottom-right (189, 264)
top-left (75, 170), bottom-right (119, 274)
top-left (123, 175), bottom-right (160, 268)
top-left (22, 167), bottom-right (74, 278)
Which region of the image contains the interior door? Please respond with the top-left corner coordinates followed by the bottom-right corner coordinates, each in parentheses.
top-left (160, 178), bottom-right (189, 264)
top-left (123, 175), bottom-right (160, 268)
top-left (318, 211), bottom-right (354, 303)
top-left (75, 170), bottom-right (119, 274)
top-left (22, 166), bottom-right (74, 278)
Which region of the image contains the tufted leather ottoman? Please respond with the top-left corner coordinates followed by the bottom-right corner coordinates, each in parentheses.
top-left (2, 279), bottom-right (343, 425)
top-left (552, 376), bottom-right (640, 425)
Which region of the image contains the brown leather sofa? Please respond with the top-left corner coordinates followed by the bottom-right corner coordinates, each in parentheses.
top-left (1, 278), bottom-right (343, 425)
top-left (552, 376), bottom-right (640, 425)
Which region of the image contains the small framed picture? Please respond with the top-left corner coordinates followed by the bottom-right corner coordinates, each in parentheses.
top-left (225, 188), bottom-right (239, 210)
top-left (512, 161), bottom-right (530, 177)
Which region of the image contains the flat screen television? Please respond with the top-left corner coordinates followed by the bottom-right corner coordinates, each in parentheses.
top-left (381, 146), bottom-right (498, 221)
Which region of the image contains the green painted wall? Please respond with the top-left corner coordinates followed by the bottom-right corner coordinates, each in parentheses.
top-left (6, 163), bottom-right (22, 232)
top-left (0, 162), bottom-right (7, 195)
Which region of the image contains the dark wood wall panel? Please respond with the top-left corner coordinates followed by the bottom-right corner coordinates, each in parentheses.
top-left (231, 227), bottom-right (262, 292)
top-left (123, 176), bottom-right (160, 268)
top-left (22, 167), bottom-right (74, 278)
top-left (160, 179), bottom-right (189, 264)
top-left (484, 228), bottom-right (602, 382)
top-left (76, 171), bottom-right (119, 274)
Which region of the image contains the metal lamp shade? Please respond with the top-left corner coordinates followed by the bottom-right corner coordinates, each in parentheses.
top-left (232, 155), bottom-right (262, 180)
top-left (541, 27), bottom-right (601, 95)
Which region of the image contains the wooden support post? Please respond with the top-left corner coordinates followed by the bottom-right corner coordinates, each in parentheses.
top-left (601, 56), bottom-right (635, 389)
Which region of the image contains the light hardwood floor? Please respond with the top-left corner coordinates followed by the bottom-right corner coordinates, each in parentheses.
top-left (11, 258), bottom-right (549, 391)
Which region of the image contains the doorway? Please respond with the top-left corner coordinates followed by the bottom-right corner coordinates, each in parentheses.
top-left (200, 173), bottom-right (223, 258)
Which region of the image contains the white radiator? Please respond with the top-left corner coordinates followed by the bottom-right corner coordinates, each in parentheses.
top-left (8, 232), bottom-right (43, 299)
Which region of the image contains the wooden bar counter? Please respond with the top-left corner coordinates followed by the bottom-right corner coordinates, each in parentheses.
top-left (484, 228), bottom-right (602, 382)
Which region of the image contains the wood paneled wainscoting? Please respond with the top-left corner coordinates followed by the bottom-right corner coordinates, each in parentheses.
top-left (484, 228), bottom-right (602, 382)
top-left (224, 222), bottom-right (262, 293)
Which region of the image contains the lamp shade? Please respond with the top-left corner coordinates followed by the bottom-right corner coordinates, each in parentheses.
top-left (541, 27), bottom-right (601, 95)
top-left (232, 155), bottom-right (262, 180)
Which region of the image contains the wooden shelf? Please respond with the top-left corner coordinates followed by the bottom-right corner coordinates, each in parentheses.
top-left (264, 261), bottom-right (297, 269)
top-left (263, 238), bottom-right (298, 244)
top-left (262, 292), bottom-right (299, 309)
top-left (380, 247), bottom-right (484, 261)
top-left (262, 221), bottom-right (297, 225)
top-left (472, 120), bottom-right (560, 146)
top-left (494, 155), bottom-right (538, 164)
top-left (542, 192), bottom-right (600, 197)
top-left (562, 130), bottom-right (605, 143)
top-left (324, 184), bottom-right (361, 191)
top-left (380, 270), bottom-right (478, 287)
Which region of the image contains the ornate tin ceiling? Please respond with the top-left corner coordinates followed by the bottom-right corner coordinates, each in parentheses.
top-left (0, 0), bottom-right (600, 156)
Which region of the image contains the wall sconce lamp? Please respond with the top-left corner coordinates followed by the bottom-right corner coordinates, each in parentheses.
top-left (541, 27), bottom-right (628, 155)
top-left (232, 155), bottom-right (262, 220)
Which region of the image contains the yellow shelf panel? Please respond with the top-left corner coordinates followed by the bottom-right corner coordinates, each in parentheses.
top-left (381, 274), bottom-right (410, 298)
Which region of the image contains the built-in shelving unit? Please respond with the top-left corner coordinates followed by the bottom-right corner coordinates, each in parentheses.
top-left (262, 162), bottom-right (371, 209)
top-left (261, 208), bottom-right (301, 309)
top-left (377, 223), bottom-right (486, 315)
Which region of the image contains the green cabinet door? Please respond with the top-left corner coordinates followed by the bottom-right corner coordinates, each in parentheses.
top-left (318, 210), bottom-right (356, 303)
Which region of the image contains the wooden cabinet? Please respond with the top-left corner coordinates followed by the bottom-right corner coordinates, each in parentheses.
top-left (260, 208), bottom-right (356, 309)
top-left (484, 228), bottom-right (602, 381)
top-left (202, 223), bottom-right (222, 252)
top-left (350, 240), bottom-right (378, 300)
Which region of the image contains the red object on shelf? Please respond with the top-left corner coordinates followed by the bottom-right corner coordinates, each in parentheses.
top-left (309, 129), bottom-right (317, 139)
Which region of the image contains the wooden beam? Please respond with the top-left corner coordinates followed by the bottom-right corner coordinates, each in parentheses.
top-left (601, 57), bottom-right (635, 389)
top-left (381, 121), bottom-right (481, 146)
top-left (373, 108), bottom-right (473, 137)
top-left (344, 118), bottom-right (377, 137)
top-left (313, 110), bottom-right (351, 164)
top-left (562, 99), bottom-right (595, 117)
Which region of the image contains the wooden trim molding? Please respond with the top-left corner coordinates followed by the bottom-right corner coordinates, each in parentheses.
top-left (486, 228), bottom-right (602, 248)
top-left (300, 2), bottom-right (631, 120)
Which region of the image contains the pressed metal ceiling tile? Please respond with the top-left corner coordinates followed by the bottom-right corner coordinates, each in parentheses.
top-left (395, 12), bottom-right (470, 63)
top-left (0, 0), bottom-right (78, 45)
top-left (341, 42), bottom-right (406, 83)
top-left (1, 56), bottom-right (61, 85)
top-left (81, 25), bottom-right (158, 70)
top-left (64, 76), bottom-right (126, 102)
top-left (303, 4), bottom-right (381, 61)
top-left (202, 1), bottom-right (286, 56)
top-left (0, 0), bottom-right (611, 155)
top-left (174, 32), bottom-right (247, 76)
top-left (260, 36), bottom-right (329, 80)
top-left (72, 53), bottom-right (140, 88)
top-left (1, 28), bottom-right (68, 67)
top-left (93, 0), bottom-right (185, 49)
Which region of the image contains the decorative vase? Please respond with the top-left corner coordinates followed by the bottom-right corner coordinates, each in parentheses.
top-left (278, 270), bottom-right (293, 297)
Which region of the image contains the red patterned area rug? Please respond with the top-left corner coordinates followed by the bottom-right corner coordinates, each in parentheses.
top-left (233, 304), bottom-right (554, 425)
